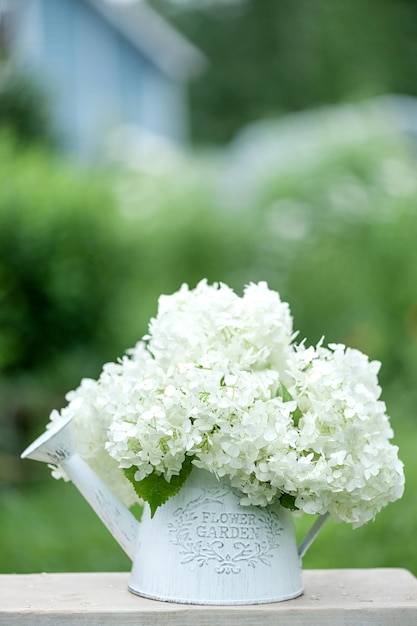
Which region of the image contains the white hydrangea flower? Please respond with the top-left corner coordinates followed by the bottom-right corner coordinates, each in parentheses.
top-left (48, 369), bottom-right (138, 508)
top-left (144, 280), bottom-right (294, 372)
top-left (282, 342), bottom-right (405, 526)
top-left (47, 280), bottom-right (405, 526)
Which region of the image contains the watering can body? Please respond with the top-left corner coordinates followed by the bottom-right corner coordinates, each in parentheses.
top-left (22, 419), bottom-right (327, 605)
top-left (130, 467), bottom-right (302, 604)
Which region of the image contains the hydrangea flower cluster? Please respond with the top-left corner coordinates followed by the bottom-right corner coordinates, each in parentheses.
top-left (48, 280), bottom-right (404, 527)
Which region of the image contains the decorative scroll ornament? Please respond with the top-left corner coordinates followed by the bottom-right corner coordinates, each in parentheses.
top-left (168, 486), bottom-right (283, 574)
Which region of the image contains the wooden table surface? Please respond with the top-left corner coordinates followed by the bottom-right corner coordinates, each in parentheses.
top-left (1, 568), bottom-right (417, 625)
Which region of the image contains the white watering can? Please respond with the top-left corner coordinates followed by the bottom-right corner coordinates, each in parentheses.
top-left (21, 418), bottom-right (328, 605)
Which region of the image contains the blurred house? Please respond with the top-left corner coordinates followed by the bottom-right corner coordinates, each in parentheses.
top-left (5, 0), bottom-right (205, 158)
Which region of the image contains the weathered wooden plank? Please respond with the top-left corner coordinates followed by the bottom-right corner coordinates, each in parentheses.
top-left (1, 569), bottom-right (416, 626)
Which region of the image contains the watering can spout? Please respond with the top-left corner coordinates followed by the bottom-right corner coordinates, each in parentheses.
top-left (21, 419), bottom-right (140, 561)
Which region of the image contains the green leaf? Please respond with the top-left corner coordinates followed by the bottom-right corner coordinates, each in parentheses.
top-left (279, 493), bottom-right (297, 511)
top-left (292, 406), bottom-right (303, 428)
top-left (124, 456), bottom-right (195, 518)
top-left (279, 384), bottom-right (302, 427)
top-left (279, 383), bottom-right (293, 403)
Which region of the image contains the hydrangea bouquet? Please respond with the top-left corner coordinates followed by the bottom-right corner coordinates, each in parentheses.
top-left (49, 281), bottom-right (404, 527)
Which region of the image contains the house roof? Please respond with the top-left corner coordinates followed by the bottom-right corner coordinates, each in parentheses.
top-left (86, 0), bottom-right (206, 81)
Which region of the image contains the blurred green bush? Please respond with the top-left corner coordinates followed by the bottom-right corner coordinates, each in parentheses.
top-left (0, 67), bottom-right (54, 147)
top-left (0, 135), bottom-right (136, 459)
top-left (1, 102), bottom-right (417, 575)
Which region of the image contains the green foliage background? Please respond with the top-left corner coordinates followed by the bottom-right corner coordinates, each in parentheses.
top-left (151, 0), bottom-right (417, 144)
top-left (1, 0), bottom-right (417, 579)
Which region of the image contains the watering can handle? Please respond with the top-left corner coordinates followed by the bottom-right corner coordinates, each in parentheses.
top-left (62, 454), bottom-right (140, 561)
top-left (297, 512), bottom-right (330, 558)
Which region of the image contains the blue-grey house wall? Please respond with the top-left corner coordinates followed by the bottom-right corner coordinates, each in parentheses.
top-left (12, 0), bottom-right (190, 158)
